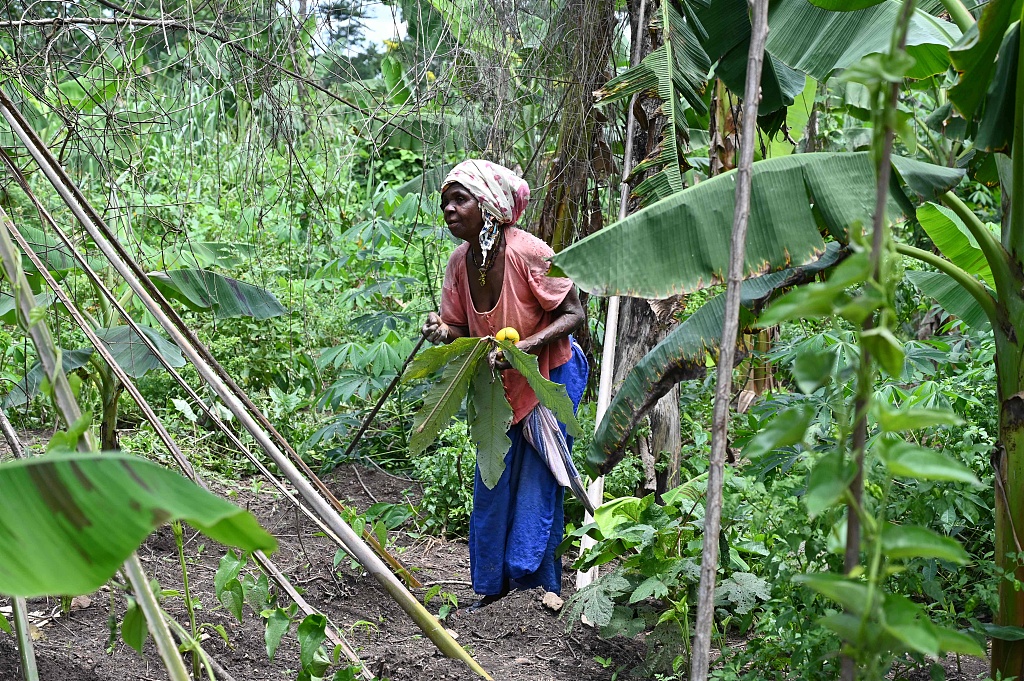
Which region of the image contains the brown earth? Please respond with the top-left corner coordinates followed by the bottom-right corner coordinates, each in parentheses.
top-left (0, 462), bottom-right (644, 681)
top-left (0, 452), bottom-right (993, 681)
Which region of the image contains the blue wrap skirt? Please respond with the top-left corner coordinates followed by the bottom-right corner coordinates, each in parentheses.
top-left (469, 339), bottom-right (589, 596)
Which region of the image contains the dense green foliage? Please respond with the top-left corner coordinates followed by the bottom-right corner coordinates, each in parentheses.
top-left (1, 0), bottom-right (1022, 679)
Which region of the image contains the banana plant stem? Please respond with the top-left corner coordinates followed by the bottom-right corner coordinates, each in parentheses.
top-left (0, 411), bottom-right (39, 681)
top-left (939, 0), bottom-right (975, 32)
top-left (11, 597), bottom-right (38, 681)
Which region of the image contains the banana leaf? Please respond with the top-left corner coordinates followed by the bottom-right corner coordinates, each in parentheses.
top-left (587, 243), bottom-right (845, 475)
top-left (95, 325), bottom-right (187, 379)
top-left (906, 270), bottom-right (992, 332)
top-left (550, 153), bottom-right (963, 299)
top-left (595, 0), bottom-right (712, 205)
top-left (948, 0), bottom-right (1022, 119)
top-left (149, 268), bottom-right (286, 320)
top-left (3, 348), bottom-right (93, 408)
top-left (916, 203), bottom-right (995, 287)
top-left (0, 451), bottom-right (276, 596)
top-left (697, 0), bottom-right (960, 114)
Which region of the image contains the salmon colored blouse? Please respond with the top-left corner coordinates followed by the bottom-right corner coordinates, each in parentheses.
top-left (440, 228), bottom-right (574, 424)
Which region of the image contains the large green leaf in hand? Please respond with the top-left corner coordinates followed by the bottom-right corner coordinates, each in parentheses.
top-left (409, 339), bottom-right (488, 455)
top-left (468, 363), bottom-right (513, 489)
top-left (0, 452), bottom-right (276, 597)
top-left (499, 341), bottom-right (582, 438)
top-left (149, 269), bottom-right (286, 319)
top-left (404, 337), bottom-right (482, 381)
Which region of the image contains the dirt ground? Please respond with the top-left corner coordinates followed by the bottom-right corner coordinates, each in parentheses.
top-left (0, 454), bottom-right (993, 681)
top-left (0, 461), bottom-right (646, 681)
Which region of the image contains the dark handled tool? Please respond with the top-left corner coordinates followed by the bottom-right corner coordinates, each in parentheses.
top-left (339, 334), bottom-right (427, 462)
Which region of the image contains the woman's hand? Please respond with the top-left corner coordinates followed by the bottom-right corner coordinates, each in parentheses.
top-left (422, 312), bottom-right (451, 344)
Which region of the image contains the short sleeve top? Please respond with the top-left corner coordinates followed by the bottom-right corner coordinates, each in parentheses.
top-left (440, 228), bottom-right (574, 423)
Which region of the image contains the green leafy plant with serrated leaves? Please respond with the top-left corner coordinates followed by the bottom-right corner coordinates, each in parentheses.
top-left (404, 336), bottom-right (583, 488)
top-left (563, 476), bottom-right (711, 675)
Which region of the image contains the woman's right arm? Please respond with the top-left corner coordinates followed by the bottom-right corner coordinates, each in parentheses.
top-left (422, 311), bottom-right (469, 344)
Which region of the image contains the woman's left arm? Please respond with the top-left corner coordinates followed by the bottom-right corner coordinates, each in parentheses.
top-left (516, 288), bottom-right (585, 355)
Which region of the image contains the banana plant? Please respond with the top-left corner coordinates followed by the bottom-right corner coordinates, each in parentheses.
top-left (3, 257), bottom-right (286, 450)
top-left (553, 0), bottom-right (1024, 673)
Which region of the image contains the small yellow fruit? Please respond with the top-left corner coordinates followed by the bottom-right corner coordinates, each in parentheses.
top-left (496, 327), bottom-right (520, 344)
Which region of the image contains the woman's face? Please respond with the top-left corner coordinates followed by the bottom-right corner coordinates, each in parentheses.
top-left (441, 183), bottom-right (484, 241)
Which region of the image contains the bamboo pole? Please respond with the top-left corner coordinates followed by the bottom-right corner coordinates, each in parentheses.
top-left (0, 410), bottom-right (39, 681)
top-left (0, 203), bottom-right (372, 680)
top-left (689, 1), bottom-right (770, 678)
top-left (0, 88), bottom-right (489, 679)
top-left (0, 214), bottom-right (190, 681)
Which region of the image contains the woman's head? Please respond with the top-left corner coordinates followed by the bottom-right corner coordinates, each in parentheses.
top-left (441, 182), bottom-right (484, 241)
top-left (441, 160), bottom-right (530, 229)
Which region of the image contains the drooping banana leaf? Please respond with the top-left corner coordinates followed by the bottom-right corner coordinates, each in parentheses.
top-left (0, 451), bottom-right (276, 597)
top-left (3, 348), bottom-right (93, 408)
top-left (972, 21), bottom-right (1020, 154)
top-left (595, 0), bottom-right (712, 206)
top-left (916, 203), bottom-right (996, 287)
top-left (586, 243), bottom-right (846, 475)
top-left (905, 270), bottom-right (992, 332)
top-left (948, 0), bottom-right (1022, 119)
top-left (149, 268), bottom-right (287, 320)
top-left (550, 152), bottom-right (963, 299)
top-left (95, 325), bottom-right (187, 379)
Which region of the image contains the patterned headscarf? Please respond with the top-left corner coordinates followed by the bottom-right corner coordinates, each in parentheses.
top-left (442, 160), bottom-right (530, 226)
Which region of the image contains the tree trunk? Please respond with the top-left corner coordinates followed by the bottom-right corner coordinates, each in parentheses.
top-left (535, 0), bottom-right (616, 253)
top-left (613, 297), bottom-right (681, 495)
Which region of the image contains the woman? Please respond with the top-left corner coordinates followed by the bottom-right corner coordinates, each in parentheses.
top-left (421, 159), bottom-right (588, 610)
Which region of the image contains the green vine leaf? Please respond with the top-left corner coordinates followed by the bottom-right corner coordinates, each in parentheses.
top-left (468, 362), bottom-right (514, 489)
top-left (499, 340), bottom-right (583, 438)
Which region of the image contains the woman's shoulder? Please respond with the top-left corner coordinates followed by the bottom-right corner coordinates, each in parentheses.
top-left (505, 227), bottom-right (554, 262)
top-left (446, 242), bottom-right (469, 268)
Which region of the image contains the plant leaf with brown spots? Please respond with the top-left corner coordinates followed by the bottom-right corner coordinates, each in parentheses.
top-left (0, 452), bottom-right (276, 597)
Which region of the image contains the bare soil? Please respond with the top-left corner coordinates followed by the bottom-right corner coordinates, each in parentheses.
top-left (0, 456), bottom-right (993, 680)
top-left (0, 462), bottom-right (644, 681)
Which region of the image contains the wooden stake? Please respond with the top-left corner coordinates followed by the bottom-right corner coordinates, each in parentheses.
top-left (689, 1), bottom-right (770, 678)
